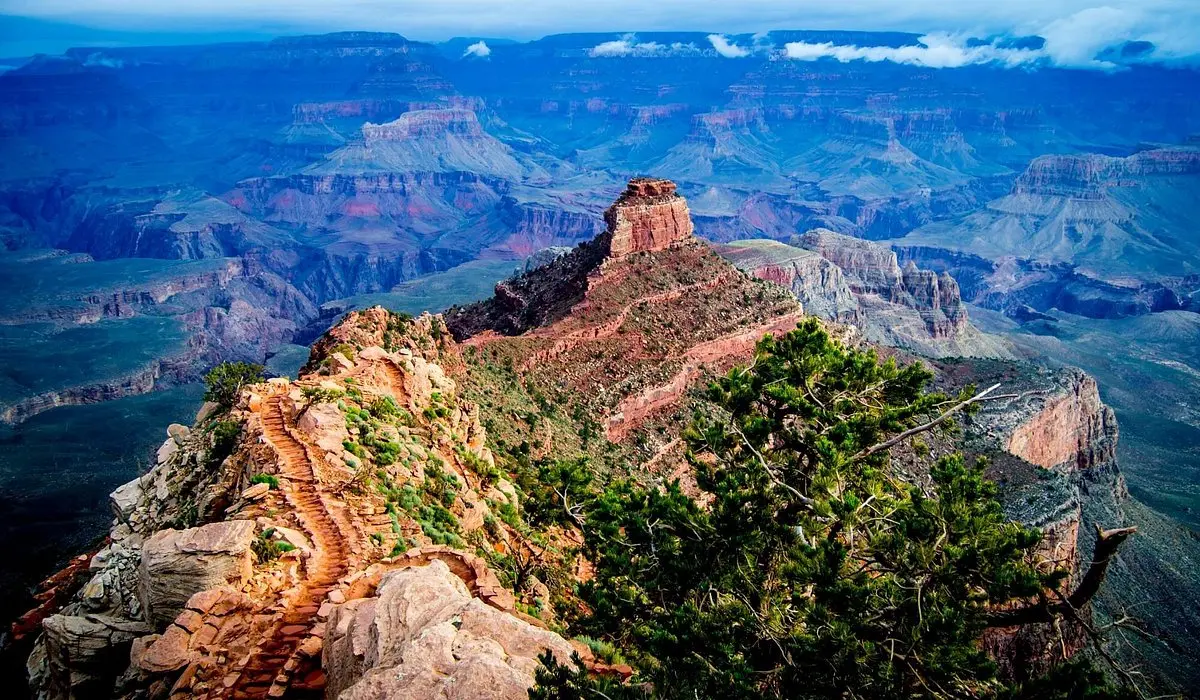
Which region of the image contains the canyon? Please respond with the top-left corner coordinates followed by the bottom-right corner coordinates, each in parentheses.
top-left (15, 180), bottom-right (1168, 698)
top-left (1, 27), bottom-right (1199, 697)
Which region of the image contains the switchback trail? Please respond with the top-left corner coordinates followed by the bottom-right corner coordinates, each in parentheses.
top-left (226, 395), bottom-right (351, 699)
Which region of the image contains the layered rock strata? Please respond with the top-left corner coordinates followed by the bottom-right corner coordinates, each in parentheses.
top-left (718, 233), bottom-right (1007, 358)
top-left (604, 178), bottom-right (694, 257)
top-left (936, 361), bottom-right (1125, 680)
top-left (795, 228), bottom-right (968, 339)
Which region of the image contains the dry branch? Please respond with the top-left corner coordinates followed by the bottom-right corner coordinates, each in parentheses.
top-left (986, 525), bottom-right (1138, 627)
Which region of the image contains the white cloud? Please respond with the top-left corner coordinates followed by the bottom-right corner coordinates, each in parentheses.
top-left (590, 33), bottom-right (666, 56)
top-left (1040, 7), bottom-right (1139, 68)
top-left (463, 39), bottom-right (491, 57)
top-left (588, 34), bottom-right (705, 57)
top-left (782, 6), bottom-right (1200, 71)
top-left (783, 33), bottom-right (1044, 68)
top-left (707, 34), bottom-right (749, 57)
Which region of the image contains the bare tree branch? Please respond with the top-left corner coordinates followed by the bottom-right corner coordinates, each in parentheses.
top-left (849, 383), bottom-right (1002, 462)
top-left (986, 525), bottom-right (1138, 627)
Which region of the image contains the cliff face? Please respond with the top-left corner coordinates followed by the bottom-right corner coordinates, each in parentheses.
top-left (718, 233), bottom-right (1008, 358)
top-left (1014, 148), bottom-right (1200, 199)
top-left (0, 257), bottom-right (318, 427)
top-left (935, 360), bottom-right (1127, 680)
top-left (603, 178), bottom-right (695, 258)
top-left (716, 239), bottom-right (859, 323)
top-left (1005, 373), bottom-right (1118, 473)
top-left (795, 229), bottom-right (969, 339)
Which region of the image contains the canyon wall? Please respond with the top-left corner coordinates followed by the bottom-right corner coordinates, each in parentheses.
top-left (954, 363), bottom-right (1126, 680)
top-left (795, 228), bottom-right (969, 339)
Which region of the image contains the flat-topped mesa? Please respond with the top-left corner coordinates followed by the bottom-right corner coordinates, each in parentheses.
top-left (362, 108), bottom-right (485, 141)
top-left (604, 177), bottom-right (695, 257)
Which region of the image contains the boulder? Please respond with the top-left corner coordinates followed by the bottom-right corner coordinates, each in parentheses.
top-left (240, 482), bottom-right (271, 501)
top-left (167, 423), bottom-right (191, 445)
top-left (156, 438), bottom-right (179, 465)
top-left (358, 346), bottom-right (388, 361)
top-left (109, 476), bottom-right (144, 523)
top-left (296, 401), bottom-right (351, 456)
top-left (331, 352), bottom-right (355, 372)
top-left (323, 560), bottom-right (576, 700)
top-left (37, 614), bottom-right (152, 698)
top-left (138, 520), bottom-right (256, 629)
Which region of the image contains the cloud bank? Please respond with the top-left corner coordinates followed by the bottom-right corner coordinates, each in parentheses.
top-left (781, 7), bottom-right (1200, 70)
top-left (589, 33), bottom-right (702, 57)
top-left (463, 39), bottom-right (490, 57)
top-left (783, 33), bottom-right (1043, 68)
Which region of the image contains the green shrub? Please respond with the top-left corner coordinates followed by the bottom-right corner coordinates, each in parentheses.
top-left (207, 420), bottom-right (241, 469)
top-left (203, 362), bottom-right (264, 409)
top-left (301, 386), bottom-right (344, 405)
top-left (250, 473), bottom-right (279, 490)
top-left (330, 343), bottom-right (357, 362)
top-left (252, 528), bottom-right (296, 563)
top-left (343, 440), bottom-right (367, 458)
top-left (370, 395), bottom-right (401, 418)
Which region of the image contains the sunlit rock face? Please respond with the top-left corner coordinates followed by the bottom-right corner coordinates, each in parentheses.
top-left (604, 178), bottom-right (695, 257)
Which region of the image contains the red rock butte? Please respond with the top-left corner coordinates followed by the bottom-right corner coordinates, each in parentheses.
top-left (604, 177), bottom-right (695, 257)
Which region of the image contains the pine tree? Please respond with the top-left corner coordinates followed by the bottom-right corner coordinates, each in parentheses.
top-left (535, 319), bottom-right (1130, 700)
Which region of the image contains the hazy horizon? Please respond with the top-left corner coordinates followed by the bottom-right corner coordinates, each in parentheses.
top-left (2, 0), bottom-right (1199, 69)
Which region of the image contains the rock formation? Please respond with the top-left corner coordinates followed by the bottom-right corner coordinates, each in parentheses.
top-left (1013, 148), bottom-right (1200, 199)
top-left (138, 521), bottom-right (256, 629)
top-left (948, 364), bottom-right (1125, 680)
top-left (323, 560), bottom-right (575, 699)
top-left (715, 239), bottom-right (858, 322)
top-left (718, 232), bottom-right (1008, 358)
top-left (604, 178), bottom-right (695, 257)
top-left (794, 228), bottom-right (968, 338)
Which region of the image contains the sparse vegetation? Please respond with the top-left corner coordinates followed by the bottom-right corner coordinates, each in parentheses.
top-left (250, 473), bottom-right (279, 490)
top-left (203, 361), bottom-right (264, 409)
top-left (206, 419), bottom-right (241, 469)
top-left (253, 527), bottom-right (296, 563)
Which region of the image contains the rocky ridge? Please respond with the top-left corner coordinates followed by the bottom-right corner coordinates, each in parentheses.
top-left (717, 232), bottom-right (1011, 358)
top-left (22, 307), bottom-right (586, 699)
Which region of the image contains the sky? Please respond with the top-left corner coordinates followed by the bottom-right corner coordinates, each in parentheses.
top-left (1, 0), bottom-right (1198, 67)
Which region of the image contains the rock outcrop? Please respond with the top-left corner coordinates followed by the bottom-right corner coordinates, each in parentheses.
top-left (138, 521), bottom-right (256, 629)
top-left (718, 233), bottom-right (1007, 358)
top-left (938, 361), bottom-right (1126, 680)
top-left (1005, 373), bottom-right (1118, 473)
top-left (323, 560), bottom-right (576, 700)
top-left (794, 229), bottom-right (968, 338)
top-left (446, 177), bottom-right (705, 339)
top-left (1014, 148), bottom-right (1200, 199)
top-left (716, 239), bottom-right (859, 322)
top-left (604, 178), bottom-right (694, 257)
top-left (306, 108), bottom-right (527, 180)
